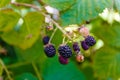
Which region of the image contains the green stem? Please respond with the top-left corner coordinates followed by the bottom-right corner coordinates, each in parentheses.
top-left (0, 59), bottom-right (13, 80)
top-left (51, 19), bottom-right (72, 41)
top-left (32, 62), bottom-right (42, 80)
top-left (62, 36), bottom-right (66, 44)
top-left (49, 27), bottom-right (58, 44)
top-left (65, 39), bottom-right (69, 44)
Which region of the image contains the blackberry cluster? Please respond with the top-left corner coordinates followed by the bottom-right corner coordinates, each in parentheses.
top-left (58, 45), bottom-right (72, 58)
top-left (81, 36), bottom-right (96, 50)
top-left (42, 25), bottom-right (96, 65)
top-left (43, 35), bottom-right (56, 57)
top-left (44, 44), bottom-right (56, 57)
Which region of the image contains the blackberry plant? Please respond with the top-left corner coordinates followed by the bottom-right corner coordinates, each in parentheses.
top-left (1, 0), bottom-right (117, 80)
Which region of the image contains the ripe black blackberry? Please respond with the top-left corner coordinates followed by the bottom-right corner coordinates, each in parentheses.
top-left (85, 36), bottom-right (96, 46)
top-left (81, 41), bottom-right (89, 50)
top-left (59, 55), bottom-right (68, 65)
top-left (42, 36), bottom-right (50, 45)
top-left (58, 44), bottom-right (72, 58)
top-left (44, 44), bottom-right (56, 57)
top-left (73, 42), bottom-right (80, 53)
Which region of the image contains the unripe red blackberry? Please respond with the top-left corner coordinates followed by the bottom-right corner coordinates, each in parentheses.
top-left (81, 41), bottom-right (89, 50)
top-left (59, 55), bottom-right (68, 65)
top-left (76, 54), bottom-right (84, 62)
top-left (44, 44), bottom-right (56, 57)
top-left (85, 36), bottom-right (96, 46)
top-left (42, 36), bottom-right (50, 45)
top-left (73, 42), bottom-right (80, 53)
top-left (78, 26), bottom-right (89, 37)
top-left (58, 44), bottom-right (72, 58)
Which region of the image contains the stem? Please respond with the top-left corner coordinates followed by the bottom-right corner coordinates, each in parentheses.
top-left (65, 39), bottom-right (69, 44)
top-left (51, 19), bottom-right (72, 40)
top-left (11, 2), bottom-right (73, 41)
top-left (49, 27), bottom-right (58, 44)
top-left (11, 2), bottom-right (41, 11)
top-left (62, 36), bottom-right (66, 44)
top-left (32, 62), bottom-right (42, 80)
top-left (0, 59), bottom-right (13, 80)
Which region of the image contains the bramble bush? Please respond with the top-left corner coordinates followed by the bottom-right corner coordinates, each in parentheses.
top-left (0, 0), bottom-right (120, 80)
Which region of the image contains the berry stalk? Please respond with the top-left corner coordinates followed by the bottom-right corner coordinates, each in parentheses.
top-left (49, 27), bottom-right (58, 44)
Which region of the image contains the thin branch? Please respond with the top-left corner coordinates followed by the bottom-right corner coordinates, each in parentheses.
top-left (32, 62), bottom-right (42, 80)
top-left (49, 27), bottom-right (58, 44)
top-left (0, 59), bottom-right (13, 80)
top-left (11, 2), bottom-right (41, 11)
top-left (51, 19), bottom-right (72, 40)
top-left (11, 2), bottom-right (72, 41)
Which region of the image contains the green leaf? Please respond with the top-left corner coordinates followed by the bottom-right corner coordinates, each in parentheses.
top-left (61, 0), bottom-right (112, 26)
top-left (114, 0), bottom-right (120, 13)
top-left (14, 39), bottom-right (46, 62)
top-left (1, 12), bottom-right (45, 49)
top-left (0, 0), bottom-right (10, 8)
top-left (0, 9), bottom-right (20, 32)
top-left (82, 66), bottom-right (94, 80)
top-left (15, 73), bottom-right (38, 80)
top-left (38, 56), bottom-right (86, 80)
top-left (93, 47), bottom-right (120, 79)
top-left (43, 0), bottom-right (112, 26)
top-left (43, 0), bottom-right (75, 11)
top-left (91, 18), bottom-right (120, 49)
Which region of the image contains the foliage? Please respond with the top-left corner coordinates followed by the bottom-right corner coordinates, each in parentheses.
top-left (0, 0), bottom-right (120, 80)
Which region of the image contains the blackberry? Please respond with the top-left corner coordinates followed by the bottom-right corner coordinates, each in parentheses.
top-left (58, 44), bottom-right (72, 58)
top-left (81, 41), bottom-right (89, 50)
top-left (59, 55), bottom-right (68, 65)
top-left (42, 36), bottom-right (50, 45)
top-left (78, 26), bottom-right (89, 37)
top-left (76, 54), bottom-right (84, 62)
top-left (44, 44), bottom-right (56, 57)
top-left (85, 36), bottom-right (96, 46)
top-left (73, 42), bottom-right (80, 53)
